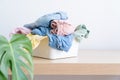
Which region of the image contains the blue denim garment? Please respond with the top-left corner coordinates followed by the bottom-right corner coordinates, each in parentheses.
top-left (48, 33), bottom-right (73, 52)
top-left (24, 23), bottom-right (37, 30)
top-left (31, 27), bottom-right (73, 52)
top-left (24, 11), bottom-right (68, 29)
top-left (35, 11), bottom-right (68, 27)
top-left (31, 26), bottom-right (50, 36)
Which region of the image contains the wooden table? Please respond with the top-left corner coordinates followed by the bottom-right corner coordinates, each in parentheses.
top-left (33, 50), bottom-right (120, 75)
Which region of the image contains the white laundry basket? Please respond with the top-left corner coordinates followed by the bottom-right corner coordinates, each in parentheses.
top-left (33, 37), bottom-right (79, 59)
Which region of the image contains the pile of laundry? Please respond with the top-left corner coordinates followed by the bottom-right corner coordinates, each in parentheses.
top-left (11, 11), bottom-right (89, 52)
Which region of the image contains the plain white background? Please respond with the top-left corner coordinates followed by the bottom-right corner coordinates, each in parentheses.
top-left (0, 0), bottom-right (120, 50)
top-left (1, 0), bottom-right (120, 80)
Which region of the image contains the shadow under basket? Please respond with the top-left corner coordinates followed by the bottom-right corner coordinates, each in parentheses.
top-left (33, 37), bottom-right (79, 59)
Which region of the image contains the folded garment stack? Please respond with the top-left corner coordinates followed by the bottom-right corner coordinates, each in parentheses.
top-left (23, 11), bottom-right (89, 52)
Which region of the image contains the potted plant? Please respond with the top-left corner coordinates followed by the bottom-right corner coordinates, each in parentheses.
top-left (0, 34), bottom-right (33, 80)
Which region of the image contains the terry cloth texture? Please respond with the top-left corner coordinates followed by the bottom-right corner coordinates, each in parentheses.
top-left (50, 20), bottom-right (75, 36)
top-left (10, 27), bottom-right (31, 35)
top-left (24, 11), bottom-right (73, 52)
top-left (27, 33), bottom-right (47, 49)
top-left (31, 26), bottom-right (73, 52)
top-left (73, 24), bottom-right (90, 42)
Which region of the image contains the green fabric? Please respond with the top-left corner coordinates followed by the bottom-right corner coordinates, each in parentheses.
top-left (73, 24), bottom-right (90, 42)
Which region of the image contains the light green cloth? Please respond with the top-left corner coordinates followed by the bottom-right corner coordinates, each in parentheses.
top-left (73, 24), bottom-right (90, 42)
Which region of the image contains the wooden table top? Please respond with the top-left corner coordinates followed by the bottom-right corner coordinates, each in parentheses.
top-left (33, 50), bottom-right (120, 75)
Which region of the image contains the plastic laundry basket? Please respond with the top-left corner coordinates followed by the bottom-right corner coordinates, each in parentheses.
top-left (33, 37), bottom-right (79, 59)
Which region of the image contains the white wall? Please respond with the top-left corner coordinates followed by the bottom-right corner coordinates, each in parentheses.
top-left (0, 0), bottom-right (120, 50)
top-left (1, 1), bottom-right (120, 80)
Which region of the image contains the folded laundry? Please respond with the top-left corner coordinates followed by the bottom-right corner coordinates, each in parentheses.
top-left (73, 24), bottom-right (90, 42)
top-left (24, 11), bottom-right (68, 29)
top-left (50, 20), bottom-right (75, 36)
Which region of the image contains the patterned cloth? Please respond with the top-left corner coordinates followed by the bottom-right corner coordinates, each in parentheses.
top-left (73, 24), bottom-right (90, 42)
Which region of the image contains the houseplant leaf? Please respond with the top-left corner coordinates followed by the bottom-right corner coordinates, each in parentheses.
top-left (0, 34), bottom-right (33, 80)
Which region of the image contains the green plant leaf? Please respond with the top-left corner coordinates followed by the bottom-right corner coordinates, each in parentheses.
top-left (0, 34), bottom-right (33, 80)
top-left (0, 71), bottom-right (7, 80)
